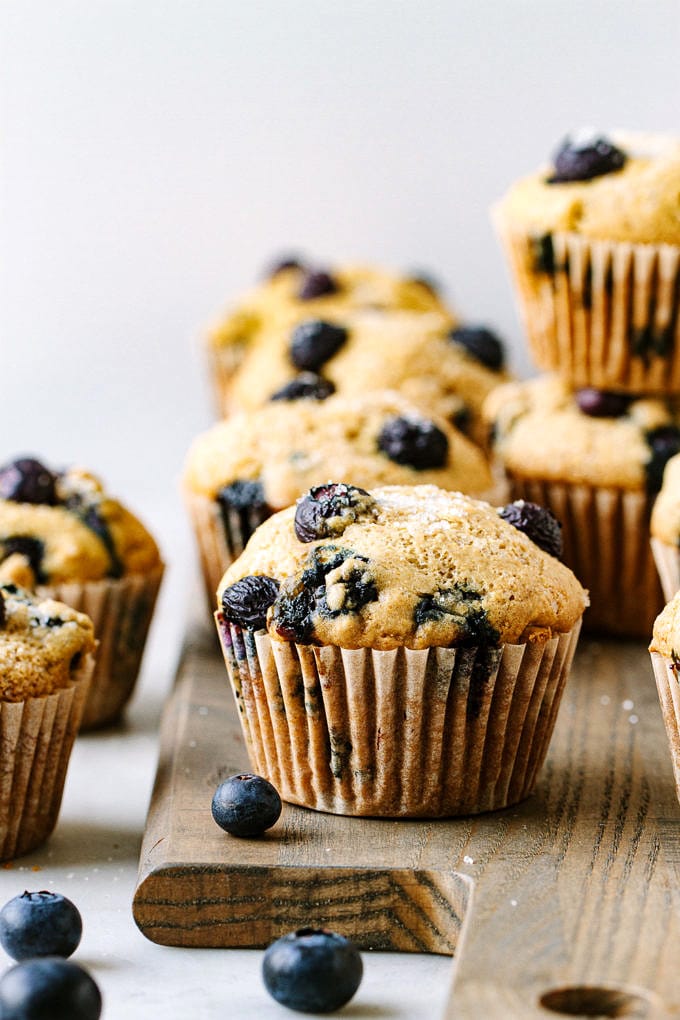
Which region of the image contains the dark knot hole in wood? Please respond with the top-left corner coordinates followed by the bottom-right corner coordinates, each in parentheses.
top-left (539, 986), bottom-right (652, 1018)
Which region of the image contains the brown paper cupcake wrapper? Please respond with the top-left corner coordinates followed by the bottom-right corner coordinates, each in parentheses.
top-left (215, 612), bottom-right (581, 817)
top-left (206, 346), bottom-right (248, 418)
top-left (185, 491), bottom-right (273, 611)
top-left (39, 567), bottom-right (164, 729)
top-left (504, 475), bottom-right (663, 637)
top-left (650, 651), bottom-right (680, 806)
top-left (0, 651), bottom-right (94, 861)
top-left (650, 536), bottom-right (680, 603)
top-left (494, 214), bottom-right (680, 393)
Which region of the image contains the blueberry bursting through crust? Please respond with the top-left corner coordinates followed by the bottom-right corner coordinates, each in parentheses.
top-left (294, 483), bottom-right (377, 543)
top-left (548, 134), bottom-right (627, 183)
top-left (289, 319), bottom-right (348, 372)
top-left (221, 575), bottom-right (280, 631)
top-left (499, 501), bottom-right (564, 559)
top-left (378, 416), bottom-right (449, 470)
top-left (449, 325), bottom-right (506, 371)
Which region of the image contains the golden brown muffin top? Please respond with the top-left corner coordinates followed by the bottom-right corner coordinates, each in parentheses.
top-left (651, 454), bottom-right (680, 545)
top-left (496, 131), bottom-right (680, 245)
top-left (183, 390), bottom-right (494, 509)
top-left (218, 484), bottom-right (587, 650)
top-left (0, 457), bottom-right (162, 586)
top-left (650, 589), bottom-right (680, 658)
top-left (484, 374), bottom-right (680, 491)
top-left (0, 583), bottom-right (96, 700)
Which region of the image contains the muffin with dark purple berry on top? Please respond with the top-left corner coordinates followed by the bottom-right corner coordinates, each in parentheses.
top-left (183, 390), bottom-right (498, 603)
top-left (484, 373), bottom-right (680, 636)
top-left (650, 453), bottom-right (680, 600)
top-left (215, 483), bottom-right (587, 818)
top-left (494, 131), bottom-right (680, 393)
top-left (0, 456), bottom-right (164, 728)
top-left (0, 583), bottom-right (96, 859)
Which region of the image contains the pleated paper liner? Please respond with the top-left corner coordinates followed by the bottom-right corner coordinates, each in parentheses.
top-left (215, 612), bottom-right (581, 818)
top-left (504, 475), bottom-right (663, 638)
top-left (0, 650), bottom-right (95, 861)
top-left (651, 536), bottom-right (680, 603)
top-left (494, 213), bottom-right (680, 393)
top-left (40, 567), bottom-right (164, 729)
top-left (650, 651), bottom-right (680, 806)
top-left (206, 345), bottom-right (249, 419)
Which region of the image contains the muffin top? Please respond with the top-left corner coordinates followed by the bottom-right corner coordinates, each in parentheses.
top-left (227, 307), bottom-right (509, 438)
top-left (497, 131), bottom-right (680, 245)
top-left (651, 453), bottom-right (680, 544)
top-left (184, 390), bottom-right (494, 510)
top-left (0, 583), bottom-right (96, 700)
top-left (0, 457), bottom-right (162, 586)
top-left (650, 589), bottom-right (680, 658)
top-left (485, 374), bottom-right (680, 491)
top-left (218, 484), bottom-right (588, 650)
top-left (208, 259), bottom-right (450, 354)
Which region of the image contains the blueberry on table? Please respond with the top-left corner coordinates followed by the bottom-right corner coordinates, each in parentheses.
top-left (294, 483), bottom-right (376, 543)
top-left (0, 458), bottom-right (58, 505)
top-left (221, 575), bottom-right (280, 631)
top-left (211, 773), bottom-right (282, 837)
top-left (297, 269), bottom-right (338, 300)
top-left (449, 325), bottom-right (506, 371)
top-left (378, 416), bottom-right (449, 470)
top-left (0, 958), bottom-right (102, 1020)
top-left (0, 891), bottom-right (82, 961)
top-left (549, 134), bottom-right (626, 183)
top-left (499, 500), bottom-right (563, 559)
top-left (263, 927), bottom-right (363, 1014)
top-left (270, 372), bottom-right (336, 402)
top-left (575, 388), bottom-right (631, 418)
top-left (289, 320), bottom-right (348, 372)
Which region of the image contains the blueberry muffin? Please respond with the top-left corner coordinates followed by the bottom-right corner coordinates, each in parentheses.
top-left (485, 374), bottom-right (680, 636)
top-left (215, 484), bottom-right (587, 817)
top-left (183, 390), bottom-right (497, 602)
top-left (494, 131), bottom-right (680, 392)
top-left (206, 257), bottom-right (451, 415)
top-left (649, 591), bottom-right (680, 806)
top-left (650, 453), bottom-right (680, 599)
top-left (0, 584), bottom-right (96, 859)
top-left (0, 457), bottom-right (164, 728)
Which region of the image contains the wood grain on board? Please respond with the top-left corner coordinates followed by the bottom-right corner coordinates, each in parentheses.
top-left (133, 620), bottom-right (680, 1019)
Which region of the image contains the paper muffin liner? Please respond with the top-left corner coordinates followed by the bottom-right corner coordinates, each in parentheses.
top-left (185, 491), bottom-right (274, 610)
top-left (504, 475), bottom-right (663, 637)
top-left (214, 612), bottom-right (581, 817)
top-left (650, 536), bottom-right (680, 603)
top-left (39, 567), bottom-right (164, 729)
top-left (0, 651), bottom-right (95, 861)
top-left (494, 214), bottom-right (680, 393)
top-left (650, 650), bottom-right (680, 806)
top-left (206, 346), bottom-right (248, 418)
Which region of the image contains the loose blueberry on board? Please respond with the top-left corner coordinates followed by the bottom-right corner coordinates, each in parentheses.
top-left (270, 372), bottom-right (336, 402)
top-left (221, 575), bottom-right (280, 631)
top-left (0, 891), bottom-right (82, 961)
top-left (297, 269), bottom-right (338, 300)
top-left (0, 458), bottom-right (58, 506)
top-left (211, 773), bottom-right (282, 838)
top-left (294, 483), bottom-right (376, 543)
top-left (575, 388), bottom-right (631, 418)
top-left (449, 325), bottom-right (506, 371)
top-left (262, 927), bottom-right (363, 1014)
top-left (645, 426), bottom-right (680, 493)
top-left (549, 133), bottom-right (626, 183)
top-left (499, 500), bottom-right (564, 559)
top-left (0, 958), bottom-right (102, 1020)
top-left (378, 416), bottom-right (449, 470)
top-left (289, 320), bottom-right (348, 372)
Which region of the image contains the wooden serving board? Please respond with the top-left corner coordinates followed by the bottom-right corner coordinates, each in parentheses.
top-left (133, 619), bottom-right (680, 1019)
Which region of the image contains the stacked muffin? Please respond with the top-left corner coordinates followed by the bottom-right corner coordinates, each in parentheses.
top-left (487, 132), bottom-right (680, 637)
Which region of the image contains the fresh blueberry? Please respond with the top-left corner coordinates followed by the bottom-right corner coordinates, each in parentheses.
top-left (575, 388), bottom-right (632, 418)
top-left (270, 373), bottom-right (336, 402)
top-left (449, 325), bottom-right (506, 371)
top-left (265, 254), bottom-right (305, 279)
top-left (0, 459), bottom-right (58, 506)
top-left (378, 416), bottom-right (449, 470)
top-left (297, 270), bottom-right (338, 300)
top-left (499, 500), bottom-right (563, 559)
top-left (294, 483), bottom-right (376, 543)
top-left (221, 575), bottom-right (280, 631)
top-left (549, 134), bottom-right (626, 183)
top-left (263, 927), bottom-right (363, 1014)
top-left (0, 891), bottom-right (82, 961)
top-left (211, 773), bottom-right (282, 837)
top-left (645, 426), bottom-right (680, 493)
top-left (0, 958), bottom-right (101, 1020)
top-left (289, 320), bottom-right (348, 372)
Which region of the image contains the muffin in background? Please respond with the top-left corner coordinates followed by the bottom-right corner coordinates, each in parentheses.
top-left (183, 390), bottom-right (498, 602)
top-left (215, 484), bottom-right (587, 818)
top-left (649, 591), bottom-right (680, 806)
top-left (205, 258), bottom-right (452, 416)
top-left (651, 453), bottom-right (680, 600)
top-left (484, 374), bottom-right (680, 637)
top-left (0, 584), bottom-right (96, 860)
top-left (494, 131), bottom-right (680, 393)
top-left (0, 457), bottom-right (164, 728)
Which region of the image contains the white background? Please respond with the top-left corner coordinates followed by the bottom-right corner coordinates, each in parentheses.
top-left (0, 3), bottom-right (679, 1016)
